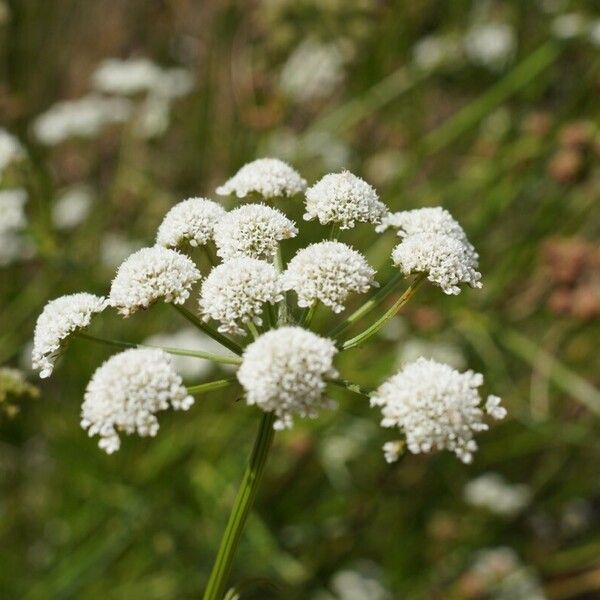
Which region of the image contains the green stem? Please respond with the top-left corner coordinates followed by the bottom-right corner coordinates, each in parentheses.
top-left (340, 275), bottom-right (425, 351)
top-left (328, 223), bottom-right (338, 240)
top-left (328, 378), bottom-right (372, 400)
top-left (187, 378), bottom-right (236, 395)
top-left (76, 332), bottom-right (242, 365)
top-left (329, 270), bottom-right (405, 338)
top-left (203, 412), bottom-right (276, 600)
top-left (246, 321), bottom-right (260, 340)
top-left (274, 247), bottom-right (288, 324)
top-left (301, 302), bottom-right (318, 328)
top-left (172, 304), bottom-right (244, 356)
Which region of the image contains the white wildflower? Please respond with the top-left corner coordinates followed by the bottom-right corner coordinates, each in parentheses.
top-left (0, 188), bottom-right (27, 233)
top-left (237, 327), bottom-right (339, 430)
top-left (304, 171), bottom-right (387, 230)
top-left (485, 395), bottom-right (507, 420)
top-left (0, 231), bottom-right (34, 266)
top-left (134, 94), bottom-right (170, 138)
top-left (100, 233), bottom-right (144, 269)
top-left (464, 473), bottom-right (531, 516)
top-left (32, 293), bottom-right (107, 378)
top-left (213, 203), bottom-right (297, 261)
top-left (371, 357), bottom-right (505, 463)
top-left (156, 197), bottom-right (226, 249)
top-left (216, 158), bottom-right (307, 200)
top-left (109, 246), bottom-right (201, 316)
top-left (0, 129), bottom-right (24, 174)
top-left (80, 348), bottom-right (193, 453)
top-left (199, 258), bottom-right (283, 335)
top-left (32, 95), bottom-right (132, 145)
top-left (391, 233), bottom-right (482, 295)
top-left (92, 57), bottom-right (163, 96)
top-left (279, 38), bottom-right (345, 102)
top-left (283, 241), bottom-right (377, 313)
top-left (464, 23), bottom-right (516, 71)
top-left (551, 13), bottom-right (586, 39)
top-left (590, 20), bottom-right (600, 46)
top-left (52, 185), bottom-right (93, 230)
top-left (412, 34), bottom-right (462, 71)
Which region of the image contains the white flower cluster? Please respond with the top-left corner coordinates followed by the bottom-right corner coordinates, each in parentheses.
top-left (214, 204), bottom-right (298, 260)
top-left (464, 473), bottom-right (531, 516)
top-left (156, 197), bottom-right (226, 249)
top-left (283, 241), bottom-right (377, 313)
top-left (464, 23), bottom-right (516, 71)
top-left (80, 348), bottom-right (193, 453)
top-left (109, 246), bottom-right (201, 316)
top-left (0, 128), bottom-right (24, 175)
top-left (32, 293), bottom-right (108, 378)
top-left (412, 34), bottom-right (462, 72)
top-left (32, 95), bottom-right (132, 145)
top-left (52, 185), bottom-right (94, 230)
top-left (199, 258), bottom-right (283, 335)
top-left (304, 171), bottom-right (387, 230)
top-left (0, 188), bottom-right (28, 232)
top-left (216, 158), bottom-right (307, 200)
top-left (237, 327), bottom-right (339, 430)
top-left (371, 357), bottom-right (505, 463)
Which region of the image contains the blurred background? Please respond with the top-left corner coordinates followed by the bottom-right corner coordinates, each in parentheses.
top-left (1, 1), bottom-right (599, 598)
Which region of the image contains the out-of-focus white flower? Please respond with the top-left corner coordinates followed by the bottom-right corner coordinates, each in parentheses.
top-left (283, 241), bottom-right (377, 313)
top-left (590, 20), bottom-right (600, 46)
top-left (213, 203), bottom-right (297, 261)
top-left (392, 233), bottom-right (482, 295)
top-left (412, 34), bottom-right (462, 71)
top-left (0, 188), bottom-right (27, 233)
top-left (198, 257), bottom-right (283, 335)
top-left (144, 328), bottom-right (236, 380)
top-left (279, 38), bottom-right (345, 102)
top-left (92, 58), bottom-right (163, 96)
top-left (0, 231), bottom-right (35, 266)
top-left (0, 129), bottom-right (24, 174)
top-left (237, 327), bottom-right (338, 430)
top-left (156, 198), bottom-right (226, 249)
top-left (304, 170), bottom-right (387, 230)
top-left (32, 95), bottom-right (132, 145)
top-left (371, 357), bottom-right (505, 463)
top-left (80, 348), bottom-right (193, 453)
top-left (32, 293), bottom-right (108, 378)
top-left (99, 233), bottom-right (144, 269)
top-left (397, 338), bottom-right (466, 370)
top-left (216, 158), bottom-right (307, 200)
top-left (464, 23), bottom-right (516, 71)
top-left (331, 562), bottom-right (391, 600)
top-left (551, 13), bottom-right (586, 39)
top-left (51, 185), bottom-right (93, 230)
top-left (109, 246), bottom-right (201, 316)
top-left (464, 473), bottom-right (531, 516)
top-left (134, 94), bottom-right (171, 138)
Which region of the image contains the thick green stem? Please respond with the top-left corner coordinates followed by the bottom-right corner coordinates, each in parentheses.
top-left (340, 275), bottom-right (425, 351)
top-left (203, 412), bottom-right (276, 600)
top-left (274, 247), bottom-right (288, 324)
top-left (187, 378), bottom-right (236, 395)
top-left (328, 270), bottom-right (405, 338)
top-left (300, 301), bottom-right (318, 328)
top-left (76, 332), bottom-right (242, 365)
top-left (172, 304), bottom-right (244, 356)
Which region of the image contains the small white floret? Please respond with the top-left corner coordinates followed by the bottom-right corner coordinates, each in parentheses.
top-left (216, 158), bottom-right (307, 199)
top-left (32, 293), bottom-right (108, 378)
top-left (283, 241), bottom-right (377, 313)
top-left (0, 188), bottom-right (28, 233)
top-left (464, 473), bottom-right (531, 516)
top-left (109, 246), bottom-right (201, 316)
top-left (237, 327), bottom-right (339, 429)
top-left (156, 198), bottom-right (226, 249)
top-left (213, 203), bottom-right (298, 261)
top-left (199, 258), bottom-right (283, 335)
top-left (304, 170), bottom-right (387, 230)
top-left (0, 129), bottom-right (24, 174)
top-left (80, 348), bottom-right (193, 453)
top-left (371, 357), bottom-right (505, 463)
top-left (391, 233), bottom-right (482, 295)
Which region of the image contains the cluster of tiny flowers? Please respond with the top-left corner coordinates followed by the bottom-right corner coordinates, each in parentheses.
top-left (32, 293), bottom-right (108, 378)
top-left (464, 473), bottom-right (531, 516)
top-left (109, 246), bottom-right (201, 316)
top-left (156, 198), bottom-right (226, 249)
top-left (199, 258), bottom-right (283, 335)
top-left (214, 204), bottom-right (297, 260)
top-left (52, 185), bottom-right (94, 230)
top-left (371, 358), bottom-right (505, 463)
top-left (0, 189), bottom-right (28, 232)
top-left (464, 22), bottom-right (516, 71)
top-left (304, 171), bottom-right (388, 230)
top-left (237, 327), bottom-right (339, 430)
top-left (283, 241), bottom-right (377, 313)
top-left (0, 128), bottom-right (24, 174)
top-left (216, 158), bottom-right (307, 199)
top-left (80, 348), bottom-right (193, 453)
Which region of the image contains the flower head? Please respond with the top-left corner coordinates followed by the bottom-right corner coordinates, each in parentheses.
top-left (109, 246), bottom-right (201, 316)
top-left (216, 158), bottom-right (307, 200)
top-left (199, 258), bottom-right (283, 335)
top-left (0, 129), bottom-right (24, 174)
top-left (156, 198), bottom-right (226, 249)
top-left (0, 189), bottom-right (28, 233)
top-left (80, 348), bottom-right (193, 453)
top-left (32, 293), bottom-right (108, 378)
top-left (392, 233), bottom-right (482, 295)
top-left (214, 203), bottom-right (297, 261)
top-left (283, 241), bottom-right (377, 313)
top-left (237, 327), bottom-right (339, 429)
top-left (304, 170), bottom-right (387, 230)
top-left (464, 23), bottom-right (516, 71)
top-left (464, 473), bottom-right (531, 516)
top-left (371, 357), bottom-right (505, 463)
top-left (92, 58), bottom-right (163, 96)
